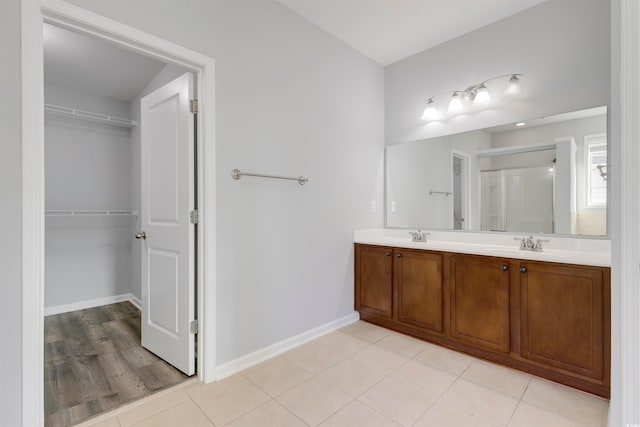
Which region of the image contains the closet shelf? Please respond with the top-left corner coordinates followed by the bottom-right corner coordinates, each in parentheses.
top-left (44, 104), bottom-right (138, 128)
top-left (45, 210), bottom-right (138, 217)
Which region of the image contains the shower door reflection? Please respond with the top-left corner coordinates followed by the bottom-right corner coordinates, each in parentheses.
top-left (481, 166), bottom-right (554, 233)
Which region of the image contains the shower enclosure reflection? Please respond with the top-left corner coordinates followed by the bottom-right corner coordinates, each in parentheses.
top-left (481, 166), bottom-right (554, 233)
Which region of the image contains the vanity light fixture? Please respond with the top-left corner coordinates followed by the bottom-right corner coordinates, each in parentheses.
top-left (515, 122), bottom-right (526, 127)
top-left (447, 92), bottom-right (464, 114)
top-left (421, 73), bottom-right (523, 121)
top-left (473, 84), bottom-right (491, 105)
top-left (504, 74), bottom-right (522, 96)
top-left (421, 98), bottom-right (439, 121)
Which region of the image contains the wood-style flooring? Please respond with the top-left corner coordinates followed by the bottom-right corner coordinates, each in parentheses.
top-left (44, 302), bottom-right (190, 427)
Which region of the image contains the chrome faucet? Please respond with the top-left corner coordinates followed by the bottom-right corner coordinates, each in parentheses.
top-left (409, 230), bottom-right (429, 243)
top-left (514, 236), bottom-right (550, 252)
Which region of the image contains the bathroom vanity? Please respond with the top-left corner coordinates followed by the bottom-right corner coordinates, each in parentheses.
top-left (353, 230), bottom-right (610, 398)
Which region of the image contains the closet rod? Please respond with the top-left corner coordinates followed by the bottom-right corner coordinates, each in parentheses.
top-left (231, 169), bottom-right (309, 185)
top-left (44, 104), bottom-right (138, 128)
top-left (45, 210), bottom-right (138, 217)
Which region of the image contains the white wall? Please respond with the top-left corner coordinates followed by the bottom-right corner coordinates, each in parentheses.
top-left (55, 0), bottom-right (385, 365)
top-left (44, 85), bottom-right (136, 307)
top-left (386, 130), bottom-right (490, 230)
top-left (385, 0), bottom-right (610, 145)
top-left (0, 0), bottom-right (23, 425)
top-left (609, 1), bottom-right (640, 424)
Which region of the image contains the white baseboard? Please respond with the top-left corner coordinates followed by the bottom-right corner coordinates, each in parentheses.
top-left (215, 311), bottom-right (361, 380)
top-left (44, 293), bottom-right (141, 316)
top-left (128, 294), bottom-right (142, 310)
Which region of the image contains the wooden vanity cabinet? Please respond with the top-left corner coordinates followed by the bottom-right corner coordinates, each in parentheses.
top-left (519, 261), bottom-right (608, 382)
top-left (355, 245), bottom-right (444, 331)
top-left (395, 249), bottom-right (444, 334)
top-left (449, 254), bottom-right (511, 353)
top-left (354, 245), bottom-right (393, 319)
top-left (354, 243), bottom-right (611, 397)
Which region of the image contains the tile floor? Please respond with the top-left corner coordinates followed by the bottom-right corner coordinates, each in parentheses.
top-left (79, 321), bottom-right (609, 427)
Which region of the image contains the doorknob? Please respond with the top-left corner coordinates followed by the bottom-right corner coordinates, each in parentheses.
top-left (135, 231), bottom-right (147, 240)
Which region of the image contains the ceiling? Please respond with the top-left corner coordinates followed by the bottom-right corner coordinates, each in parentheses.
top-left (275, 0), bottom-right (548, 65)
top-left (43, 24), bottom-right (167, 102)
top-left (43, 1), bottom-right (548, 98)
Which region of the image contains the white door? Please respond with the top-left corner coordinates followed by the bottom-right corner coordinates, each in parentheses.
top-left (139, 73), bottom-right (195, 375)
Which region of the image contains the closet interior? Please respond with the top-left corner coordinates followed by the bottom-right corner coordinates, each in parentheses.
top-left (43, 23), bottom-right (192, 427)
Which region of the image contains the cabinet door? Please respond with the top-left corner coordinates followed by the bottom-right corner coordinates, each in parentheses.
top-left (520, 262), bottom-right (605, 380)
top-left (395, 250), bottom-right (443, 333)
top-left (450, 255), bottom-right (510, 352)
top-left (355, 245), bottom-right (393, 318)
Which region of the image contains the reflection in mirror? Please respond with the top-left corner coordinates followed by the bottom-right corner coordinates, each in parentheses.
top-left (385, 106), bottom-right (607, 236)
top-left (481, 166), bottom-right (554, 233)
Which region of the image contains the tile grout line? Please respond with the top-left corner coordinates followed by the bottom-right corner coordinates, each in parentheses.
top-left (406, 355), bottom-right (475, 426)
top-left (282, 340), bottom-right (357, 378)
top-left (346, 338), bottom-right (438, 425)
top-left (219, 397), bottom-right (310, 427)
top-left (503, 377), bottom-right (533, 427)
top-left (517, 378), bottom-right (609, 427)
top-left (320, 326), bottom-right (411, 425)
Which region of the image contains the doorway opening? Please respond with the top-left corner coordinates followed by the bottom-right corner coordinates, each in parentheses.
top-left (452, 152), bottom-right (469, 230)
top-left (43, 22), bottom-right (199, 425)
top-left (21, 3), bottom-right (217, 425)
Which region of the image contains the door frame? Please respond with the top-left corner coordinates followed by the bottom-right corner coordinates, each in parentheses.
top-left (451, 150), bottom-right (470, 230)
top-left (21, 1), bottom-right (216, 424)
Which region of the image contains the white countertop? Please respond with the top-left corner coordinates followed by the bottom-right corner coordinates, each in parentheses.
top-left (354, 229), bottom-right (611, 267)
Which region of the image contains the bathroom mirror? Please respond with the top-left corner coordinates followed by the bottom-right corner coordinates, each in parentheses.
top-left (385, 106), bottom-right (608, 236)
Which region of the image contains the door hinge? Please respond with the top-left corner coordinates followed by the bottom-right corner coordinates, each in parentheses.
top-left (190, 209), bottom-right (199, 224)
top-left (190, 319), bottom-right (198, 334)
top-left (190, 99), bottom-right (198, 114)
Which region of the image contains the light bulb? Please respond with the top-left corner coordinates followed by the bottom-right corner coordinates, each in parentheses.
top-left (421, 99), bottom-right (439, 121)
top-left (448, 92), bottom-right (463, 114)
top-left (473, 84), bottom-right (491, 105)
top-left (504, 74), bottom-right (521, 96)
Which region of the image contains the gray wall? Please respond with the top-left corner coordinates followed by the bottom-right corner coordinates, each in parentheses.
top-left (56, 0), bottom-right (385, 366)
top-left (0, 0), bottom-right (23, 425)
top-left (1, 0), bottom-right (385, 421)
top-left (386, 130), bottom-right (491, 230)
top-left (385, 0), bottom-right (610, 145)
top-left (44, 85), bottom-right (136, 307)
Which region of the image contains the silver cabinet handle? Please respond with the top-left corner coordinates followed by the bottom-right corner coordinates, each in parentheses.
top-left (135, 231), bottom-right (146, 240)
